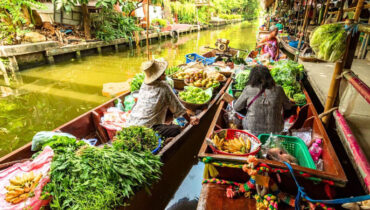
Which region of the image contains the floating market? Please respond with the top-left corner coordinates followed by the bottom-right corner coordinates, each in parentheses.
top-left (0, 0), bottom-right (370, 209)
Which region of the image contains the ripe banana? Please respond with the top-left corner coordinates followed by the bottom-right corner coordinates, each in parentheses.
top-left (5, 172), bottom-right (43, 204)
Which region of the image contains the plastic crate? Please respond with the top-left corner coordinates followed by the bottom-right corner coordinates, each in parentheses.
top-left (258, 134), bottom-right (316, 169)
top-left (185, 53), bottom-right (216, 65)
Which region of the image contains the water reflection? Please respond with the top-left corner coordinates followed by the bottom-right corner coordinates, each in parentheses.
top-left (0, 21), bottom-right (258, 158)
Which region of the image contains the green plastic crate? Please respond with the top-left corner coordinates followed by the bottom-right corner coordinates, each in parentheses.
top-left (258, 134), bottom-right (316, 170)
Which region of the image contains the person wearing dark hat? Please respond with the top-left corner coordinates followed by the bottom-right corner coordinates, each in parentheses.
top-left (126, 59), bottom-right (199, 138)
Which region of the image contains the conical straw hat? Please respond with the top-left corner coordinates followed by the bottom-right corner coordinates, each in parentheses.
top-left (141, 59), bottom-right (168, 84)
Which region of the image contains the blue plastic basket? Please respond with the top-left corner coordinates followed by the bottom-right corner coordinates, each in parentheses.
top-left (151, 134), bottom-right (162, 154)
top-left (185, 53), bottom-right (216, 65)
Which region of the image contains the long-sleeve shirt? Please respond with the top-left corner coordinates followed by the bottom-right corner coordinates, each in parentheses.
top-left (233, 85), bottom-right (293, 136)
top-left (126, 80), bottom-right (187, 128)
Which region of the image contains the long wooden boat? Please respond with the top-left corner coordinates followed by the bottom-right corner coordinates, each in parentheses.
top-left (0, 78), bottom-right (232, 209)
top-left (197, 88), bottom-right (347, 209)
top-left (277, 36), bottom-right (324, 62)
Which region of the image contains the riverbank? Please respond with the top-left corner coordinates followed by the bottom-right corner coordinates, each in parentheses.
top-left (0, 19), bottom-right (242, 73)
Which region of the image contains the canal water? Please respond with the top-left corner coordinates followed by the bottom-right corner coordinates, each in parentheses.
top-left (0, 21), bottom-right (258, 208)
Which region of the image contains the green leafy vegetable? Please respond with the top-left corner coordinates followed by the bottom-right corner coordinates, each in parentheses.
top-left (166, 66), bottom-right (181, 76)
top-left (43, 146), bottom-right (162, 210)
top-left (130, 73), bottom-right (145, 92)
top-left (234, 69), bottom-right (251, 90)
top-left (310, 23), bottom-right (347, 62)
top-left (113, 126), bottom-right (160, 152)
top-left (293, 93), bottom-right (306, 105)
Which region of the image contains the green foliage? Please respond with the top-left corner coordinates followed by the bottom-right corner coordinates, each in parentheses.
top-left (170, 1), bottom-right (197, 24)
top-left (130, 72), bottom-right (145, 92)
top-left (219, 14), bottom-right (242, 20)
top-left (113, 126), bottom-right (160, 153)
top-left (93, 9), bottom-right (141, 41)
top-left (0, 0), bottom-right (43, 45)
top-left (270, 60), bottom-right (305, 103)
top-left (293, 93), bottom-right (306, 105)
top-left (43, 145), bottom-right (162, 210)
top-left (152, 18), bottom-right (167, 27)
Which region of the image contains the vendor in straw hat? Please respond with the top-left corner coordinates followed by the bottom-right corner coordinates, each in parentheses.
top-left (126, 59), bottom-right (199, 138)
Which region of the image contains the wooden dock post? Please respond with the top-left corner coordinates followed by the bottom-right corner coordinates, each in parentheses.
top-left (321, 0), bottom-right (331, 25)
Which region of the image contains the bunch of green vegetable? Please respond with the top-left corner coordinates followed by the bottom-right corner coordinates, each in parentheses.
top-left (113, 126), bottom-right (160, 152)
top-left (179, 86), bottom-right (212, 104)
top-left (270, 60), bottom-right (306, 104)
top-left (234, 69), bottom-right (251, 90)
top-left (293, 93), bottom-right (306, 105)
top-left (166, 66), bottom-right (181, 76)
top-left (130, 73), bottom-right (145, 92)
top-left (43, 146), bottom-right (162, 210)
top-left (310, 23), bottom-right (347, 62)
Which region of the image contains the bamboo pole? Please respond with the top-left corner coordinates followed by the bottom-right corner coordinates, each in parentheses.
top-left (321, 0), bottom-right (330, 25)
top-left (322, 0), bottom-right (364, 125)
top-left (294, 1), bottom-right (310, 61)
top-left (146, 0), bottom-right (150, 61)
top-left (336, 0), bottom-right (346, 22)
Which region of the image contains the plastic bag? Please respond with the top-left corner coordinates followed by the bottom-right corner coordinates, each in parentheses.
top-left (114, 98), bottom-right (124, 111)
top-left (31, 131), bottom-right (75, 151)
top-left (261, 134), bottom-right (298, 164)
top-left (290, 128), bottom-right (312, 146)
top-left (173, 116), bottom-right (188, 127)
top-left (223, 103), bottom-right (244, 129)
top-left (123, 94), bottom-right (136, 112)
top-left (0, 146), bottom-right (54, 210)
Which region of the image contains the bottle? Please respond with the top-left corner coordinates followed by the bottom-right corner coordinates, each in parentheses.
top-left (309, 138), bottom-right (323, 162)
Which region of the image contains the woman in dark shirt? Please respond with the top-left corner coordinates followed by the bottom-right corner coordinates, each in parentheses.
top-left (233, 65), bottom-right (294, 136)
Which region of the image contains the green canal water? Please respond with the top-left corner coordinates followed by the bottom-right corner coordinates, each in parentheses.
top-left (0, 21), bottom-right (258, 158)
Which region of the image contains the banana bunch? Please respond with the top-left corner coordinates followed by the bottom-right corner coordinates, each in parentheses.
top-left (5, 172), bottom-right (42, 204)
top-left (223, 137), bottom-right (252, 154)
top-left (212, 135), bottom-right (224, 149)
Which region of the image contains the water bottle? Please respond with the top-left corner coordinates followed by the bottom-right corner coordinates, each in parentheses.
top-left (309, 138), bottom-right (323, 162)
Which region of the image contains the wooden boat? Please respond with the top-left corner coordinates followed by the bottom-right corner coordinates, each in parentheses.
top-left (277, 36), bottom-right (324, 62)
top-left (0, 78), bottom-right (232, 209)
top-left (197, 88), bottom-right (347, 209)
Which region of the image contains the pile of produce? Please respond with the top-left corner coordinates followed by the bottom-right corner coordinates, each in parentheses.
top-left (173, 69), bottom-right (221, 88)
top-left (5, 172), bottom-right (42, 204)
top-left (39, 136), bottom-right (162, 210)
top-left (166, 66), bottom-right (181, 76)
top-left (130, 73), bottom-right (145, 92)
top-left (270, 60), bottom-right (306, 104)
top-left (310, 23), bottom-right (347, 62)
top-left (233, 69), bottom-right (251, 90)
top-left (212, 134), bottom-right (252, 154)
top-left (179, 86), bottom-right (212, 104)
top-left (113, 126), bottom-right (160, 152)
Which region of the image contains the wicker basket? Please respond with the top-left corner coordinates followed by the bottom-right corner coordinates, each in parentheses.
top-left (209, 129), bottom-right (261, 157)
top-left (172, 78), bottom-right (185, 90)
top-left (179, 98), bottom-right (209, 112)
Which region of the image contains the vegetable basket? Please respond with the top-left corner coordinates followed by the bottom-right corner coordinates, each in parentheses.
top-left (258, 134), bottom-right (316, 169)
top-left (209, 129), bottom-right (261, 157)
top-left (179, 98), bottom-right (209, 112)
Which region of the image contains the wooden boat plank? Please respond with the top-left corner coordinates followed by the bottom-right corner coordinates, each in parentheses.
top-left (197, 183), bottom-right (258, 210)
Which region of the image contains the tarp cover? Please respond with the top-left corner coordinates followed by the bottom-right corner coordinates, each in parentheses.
top-left (0, 146), bottom-right (54, 210)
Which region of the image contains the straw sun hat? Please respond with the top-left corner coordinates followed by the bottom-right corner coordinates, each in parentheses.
top-left (141, 59), bottom-right (168, 84)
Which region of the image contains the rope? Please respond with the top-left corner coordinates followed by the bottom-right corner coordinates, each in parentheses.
top-left (284, 162), bottom-right (370, 209)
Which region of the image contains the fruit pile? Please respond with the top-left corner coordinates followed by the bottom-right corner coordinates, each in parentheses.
top-left (172, 69), bottom-right (221, 88)
top-left (5, 171), bottom-right (43, 204)
top-left (179, 86), bottom-right (212, 104)
top-left (212, 135), bottom-right (252, 154)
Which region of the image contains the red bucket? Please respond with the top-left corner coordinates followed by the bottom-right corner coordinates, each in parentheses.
top-left (209, 129), bottom-right (261, 156)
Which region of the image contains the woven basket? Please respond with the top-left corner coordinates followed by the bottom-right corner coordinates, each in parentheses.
top-left (209, 129), bottom-right (261, 157)
top-left (179, 98), bottom-right (209, 112)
